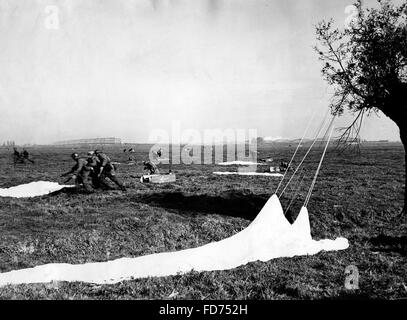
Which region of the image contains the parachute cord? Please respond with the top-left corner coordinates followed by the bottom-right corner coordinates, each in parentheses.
top-left (284, 169), bottom-right (306, 216)
top-left (304, 117), bottom-right (336, 208)
top-left (275, 110), bottom-right (316, 194)
top-left (278, 111), bottom-right (331, 198)
top-left (287, 165), bottom-right (305, 198)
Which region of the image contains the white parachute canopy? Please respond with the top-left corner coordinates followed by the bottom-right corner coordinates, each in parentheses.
top-left (0, 181), bottom-right (74, 198)
top-left (218, 161), bottom-right (268, 166)
top-left (0, 194), bottom-right (348, 286)
top-left (213, 172), bottom-right (283, 177)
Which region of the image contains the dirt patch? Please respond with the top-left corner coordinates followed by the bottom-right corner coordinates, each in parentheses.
top-left (132, 190), bottom-right (269, 220)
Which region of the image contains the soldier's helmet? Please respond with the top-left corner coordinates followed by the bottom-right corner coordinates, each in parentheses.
top-left (71, 153), bottom-right (79, 159)
top-left (94, 149), bottom-right (101, 154)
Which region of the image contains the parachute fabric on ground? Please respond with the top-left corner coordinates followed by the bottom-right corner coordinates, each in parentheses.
top-left (0, 181), bottom-right (75, 198)
top-left (218, 161), bottom-right (268, 166)
top-left (0, 194), bottom-right (348, 286)
top-left (140, 173), bottom-right (176, 183)
top-left (213, 172), bottom-right (283, 177)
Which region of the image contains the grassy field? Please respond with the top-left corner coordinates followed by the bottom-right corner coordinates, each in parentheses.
top-left (0, 143), bottom-right (405, 299)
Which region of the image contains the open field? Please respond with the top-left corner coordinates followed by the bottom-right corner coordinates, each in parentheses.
top-left (0, 143), bottom-right (406, 299)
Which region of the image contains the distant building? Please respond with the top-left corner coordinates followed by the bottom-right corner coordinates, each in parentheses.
top-left (53, 137), bottom-right (122, 146)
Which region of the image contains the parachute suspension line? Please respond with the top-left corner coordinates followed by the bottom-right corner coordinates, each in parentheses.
top-left (275, 110), bottom-right (317, 195)
top-left (304, 117), bottom-right (336, 208)
top-left (282, 166), bottom-right (304, 205)
top-left (286, 167), bottom-right (303, 197)
top-left (278, 110), bottom-right (332, 198)
top-left (284, 169), bottom-right (307, 216)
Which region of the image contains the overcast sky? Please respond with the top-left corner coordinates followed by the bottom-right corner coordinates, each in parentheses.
top-left (0, 0), bottom-right (401, 144)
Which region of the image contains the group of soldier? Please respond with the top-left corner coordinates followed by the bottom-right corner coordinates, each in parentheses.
top-left (60, 148), bottom-right (164, 193)
top-left (61, 150), bottom-right (126, 193)
top-left (13, 148), bottom-right (34, 165)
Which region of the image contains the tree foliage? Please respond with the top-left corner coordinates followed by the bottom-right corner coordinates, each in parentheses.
top-left (315, 0), bottom-right (407, 129)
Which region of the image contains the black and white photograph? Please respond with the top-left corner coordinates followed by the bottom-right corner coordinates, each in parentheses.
top-left (0, 0), bottom-right (406, 308)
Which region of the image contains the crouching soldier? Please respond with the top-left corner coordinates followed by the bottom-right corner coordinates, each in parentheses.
top-left (13, 148), bottom-right (22, 165)
top-left (22, 149), bottom-right (34, 163)
top-left (94, 150), bottom-right (126, 191)
top-left (143, 160), bottom-right (159, 175)
top-left (279, 160), bottom-right (290, 172)
top-left (61, 153), bottom-right (94, 193)
top-left (86, 151), bottom-right (101, 189)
